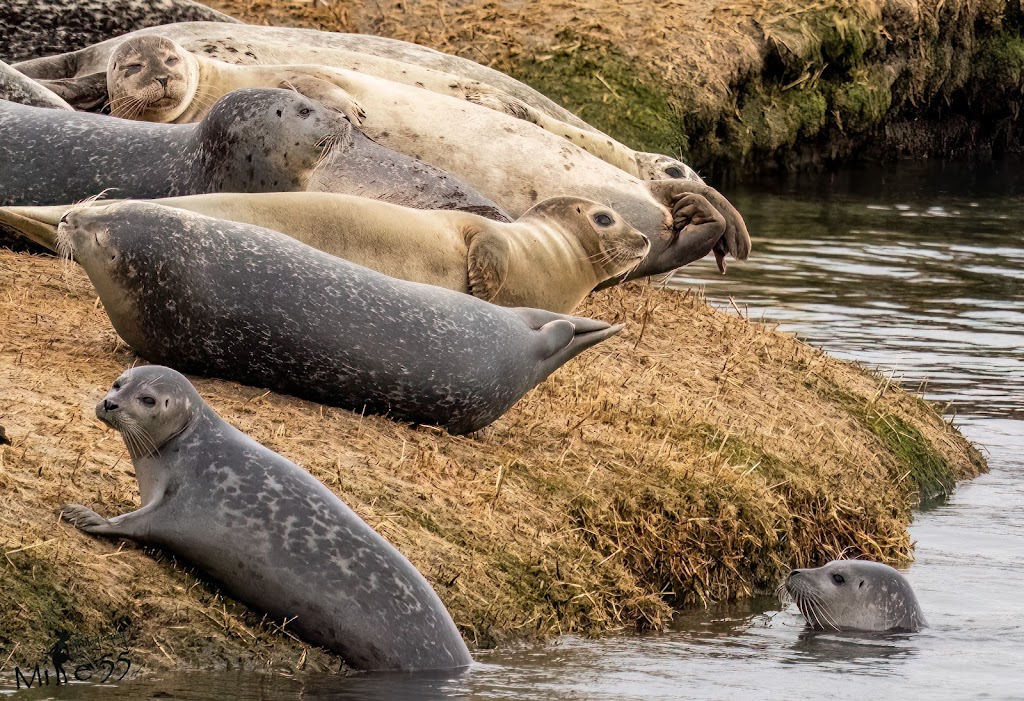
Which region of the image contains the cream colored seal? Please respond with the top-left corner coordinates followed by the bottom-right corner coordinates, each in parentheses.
top-left (3, 192), bottom-right (650, 313)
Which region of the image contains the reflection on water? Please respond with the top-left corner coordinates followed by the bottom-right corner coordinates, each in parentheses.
top-left (5, 162), bottom-right (1022, 699)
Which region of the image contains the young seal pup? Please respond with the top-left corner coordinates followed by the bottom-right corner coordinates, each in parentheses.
top-left (60, 365), bottom-right (473, 671)
top-left (6, 192), bottom-right (649, 313)
top-left (16, 25), bottom-right (701, 182)
top-left (56, 202), bottom-right (623, 434)
top-left (784, 560), bottom-right (928, 632)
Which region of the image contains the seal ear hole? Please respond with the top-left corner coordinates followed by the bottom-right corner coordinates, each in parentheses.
top-left (165, 399), bottom-right (170, 408)
top-left (859, 580), bottom-right (865, 588)
top-left (832, 574), bottom-right (846, 585)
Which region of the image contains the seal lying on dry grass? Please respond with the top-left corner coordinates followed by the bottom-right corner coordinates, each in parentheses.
top-left (56, 201), bottom-right (623, 434)
top-left (61, 365), bottom-right (473, 671)
top-left (15, 22), bottom-right (702, 182)
top-left (783, 560), bottom-right (928, 632)
top-left (4, 192), bottom-right (650, 313)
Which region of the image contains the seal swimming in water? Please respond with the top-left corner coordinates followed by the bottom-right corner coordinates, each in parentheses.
top-left (57, 201), bottom-right (622, 434)
top-left (0, 0), bottom-right (237, 63)
top-left (0, 59), bottom-right (72, 109)
top-left (14, 22), bottom-right (702, 182)
top-left (784, 560), bottom-right (928, 632)
top-left (0, 87), bottom-right (506, 217)
top-left (60, 365), bottom-right (473, 671)
top-left (5, 192), bottom-right (650, 313)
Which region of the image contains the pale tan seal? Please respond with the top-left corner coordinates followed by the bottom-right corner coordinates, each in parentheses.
top-left (4, 192), bottom-right (650, 313)
top-left (87, 37), bottom-right (750, 280)
top-left (30, 29), bottom-right (701, 181)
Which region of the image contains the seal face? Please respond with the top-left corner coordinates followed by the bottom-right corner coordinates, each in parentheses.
top-left (61, 365), bottom-right (473, 671)
top-left (107, 36), bottom-right (200, 122)
top-left (57, 201), bottom-right (622, 434)
top-left (0, 88), bottom-right (349, 206)
top-left (784, 560), bottom-right (928, 632)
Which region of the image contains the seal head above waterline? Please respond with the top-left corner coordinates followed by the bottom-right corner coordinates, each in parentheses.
top-left (784, 560), bottom-right (928, 632)
top-left (0, 88), bottom-right (350, 206)
top-left (62, 366), bottom-right (473, 671)
top-left (58, 202), bottom-right (622, 434)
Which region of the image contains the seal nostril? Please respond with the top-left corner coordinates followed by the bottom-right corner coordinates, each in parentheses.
top-left (103, 399), bottom-right (119, 412)
top-left (156, 76), bottom-right (169, 88)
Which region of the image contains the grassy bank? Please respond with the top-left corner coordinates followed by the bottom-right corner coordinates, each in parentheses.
top-left (0, 248), bottom-right (984, 674)
top-left (211, 0), bottom-right (1024, 176)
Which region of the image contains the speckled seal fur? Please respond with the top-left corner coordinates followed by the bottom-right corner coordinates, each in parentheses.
top-left (0, 1), bottom-right (237, 63)
top-left (58, 202), bottom-right (622, 434)
top-left (61, 365), bottom-right (473, 671)
top-left (0, 88), bottom-right (348, 206)
top-left (785, 560), bottom-right (928, 632)
top-left (0, 59), bottom-right (72, 109)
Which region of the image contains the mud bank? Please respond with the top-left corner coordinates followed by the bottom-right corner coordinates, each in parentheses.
top-left (210, 0), bottom-right (1024, 178)
top-left (0, 247), bottom-right (983, 675)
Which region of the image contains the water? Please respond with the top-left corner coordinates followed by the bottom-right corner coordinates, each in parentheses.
top-left (5, 162), bottom-right (1022, 699)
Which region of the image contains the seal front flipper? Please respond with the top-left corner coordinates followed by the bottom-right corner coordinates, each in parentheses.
top-left (466, 228), bottom-right (510, 302)
top-left (0, 60), bottom-right (73, 110)
top-left (60, 501), bottom-right (160, 540)
top-left (41, 72), bottom-right (109, 112)
top-left (282, 74), bottom-right (366, 127)
top-left (646, 179), bottom-right (752, 267)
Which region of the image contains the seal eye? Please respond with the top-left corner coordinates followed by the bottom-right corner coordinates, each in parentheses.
top-left (166, 57), bottom-right (180, 67)
top-left (593, 213), bottom-right (614, 227)
top-left (112, 381), bottom-right (122, 390)
top-left (298, 107), bottom-right (312, 118)
top-left (139, 396), bottom-right (157, 408)
top-left (665, 166), bottom-right (684, 178)
top-left (832, 574), bottom-right (846, 585)
top-left (123, 63), bottom-right (144, 77)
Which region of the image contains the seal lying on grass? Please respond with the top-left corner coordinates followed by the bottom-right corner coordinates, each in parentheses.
top-left (57, 201), bottom-right (622, 434)
top-left (61, 365), bottom-right (473, 671)
top-left (784, 560), bottom-right (928, 632)
top-left (6, 192), bottom-right (650, 313)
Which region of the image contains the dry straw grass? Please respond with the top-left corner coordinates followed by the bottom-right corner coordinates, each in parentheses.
top-left (0, 246), bottom-right (983, 672)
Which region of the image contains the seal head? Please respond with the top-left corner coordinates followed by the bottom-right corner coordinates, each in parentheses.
top-left (784, 559), bottom-right (928, 632)
top-left (107, 36), bottom-right (199, 122)
top-left (635, 153), bottom-right (704, 183)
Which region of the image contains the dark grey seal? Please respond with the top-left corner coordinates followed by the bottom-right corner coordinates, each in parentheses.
top-left (0, 59), bottom-right (72, 109)
top-left (57, 202), bottom-right (620, 434)
top-left (0, 87), bottom-right (507, 217)
top-left (60, 365), bottom-right (473, 671)
top-left (0, 0), bottom-right (237, 63)
top-left (784, 560), bottom-right (928, 632)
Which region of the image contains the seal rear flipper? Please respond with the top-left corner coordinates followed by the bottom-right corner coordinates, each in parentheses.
top-left (42, 72), bottom-right (110, 112)
top-left (513, 307), bottom-right (614, 335)
top-left (0, 206), bottom-right (69, 250)
top-left (523, 312), bottom-right (623, 377)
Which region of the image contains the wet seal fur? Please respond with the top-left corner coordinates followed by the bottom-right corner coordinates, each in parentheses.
top-left (15, 22), bottom-right (702, 182)
top-left (0, 59), bottom-right (72, 109)
top-left (8, 192), bottom-right (648, 313)
top-left (784, 560), bottom-right (928, 633)
top-left (60, 365), bottom-right (473, 671)
top-left (0, 0), bottom-right (237, 63)
top-left (57, 202), bottom-right (622, 434)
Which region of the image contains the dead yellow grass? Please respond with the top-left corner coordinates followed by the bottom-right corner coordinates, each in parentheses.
top-left (0, 247), bottom-right (983, 672)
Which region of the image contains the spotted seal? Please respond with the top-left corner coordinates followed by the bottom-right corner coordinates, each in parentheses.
top-left (784, 560), bottom-right (928, 632)
top-left (57, 201), bottom-right (622, 433)
top-left (0, 59), bottom-right (71, 109)
top-left (14, 22), bottom-right (702, 182)
top-left (5, 191), bottom-right (649, 313)
top-left (60, 365), bottom-right (473, 671)
top-left (0, 87), bottom-right (506, 217)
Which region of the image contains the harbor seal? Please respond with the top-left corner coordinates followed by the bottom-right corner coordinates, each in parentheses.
top-left (5, 192), bottom-right (649, 313)
top-left (15, 23), bottom-right (702, 182)
top-left (60, 365), bottom-right (473, 671)
top-left (0, 1), bottom-right (237, 63)
top-left (0, 59), bottom-right (72, 109)
top-left (83, 35), bottom-right (673, 180)
top-left (49, 49), bottom-right (747, 278)
top-left (784, 560), bottom-right (928, 632)
top-left (0, 88), bottom-right (505, 217)
top-left (56, 201), bottom-right (622, 434)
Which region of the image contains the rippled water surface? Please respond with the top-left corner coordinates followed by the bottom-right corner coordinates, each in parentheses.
top-left (6, 162), bottom-right (1022, 700)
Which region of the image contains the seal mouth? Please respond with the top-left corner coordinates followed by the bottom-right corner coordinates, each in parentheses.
top-left (781, 573), bottom-right (840, 631)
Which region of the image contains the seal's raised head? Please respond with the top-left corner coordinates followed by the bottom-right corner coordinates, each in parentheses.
top-left (107, 36), bottom-right (200, 123)
top-left (635, 153), bottom-right (704, 183)
top-left (523, 197), bottom-right (651, 280)
top-left (96, 366), bottom-right (202, 458)
top-left (784, 559), bottom-right (928, 633)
